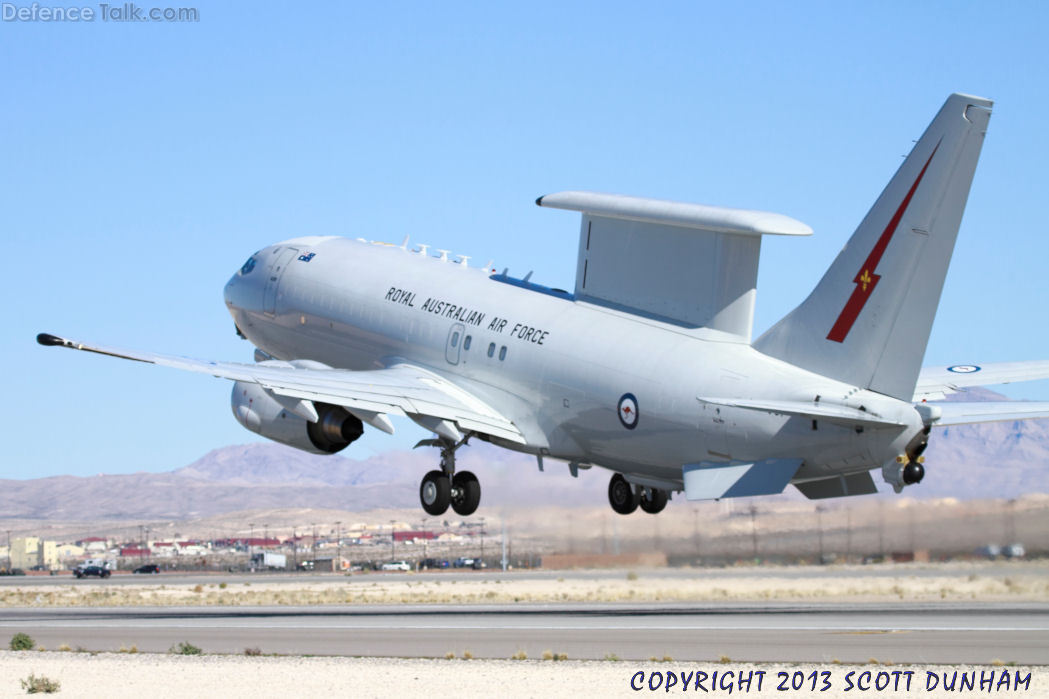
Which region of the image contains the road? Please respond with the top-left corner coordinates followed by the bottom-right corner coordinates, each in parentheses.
top-left (1, 602), bottom-right (1045, 664)
top-left (2, 561), bottom-right (1044, 587)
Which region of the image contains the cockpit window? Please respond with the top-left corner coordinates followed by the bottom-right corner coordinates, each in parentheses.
top-left (240, 256), bottom-right (257, 275)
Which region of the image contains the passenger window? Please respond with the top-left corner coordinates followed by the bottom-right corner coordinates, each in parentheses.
top-left (499, 346), bottom-right (507, 361)
top-left (487, 343), bottom-right (495, 358)
top-left (451, 331), bottom-right (460, 348)
top-left (464, 335), bottom-right (472, 351)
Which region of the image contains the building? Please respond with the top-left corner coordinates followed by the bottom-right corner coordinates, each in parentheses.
top-left (11, 537), bottom-right (59, 571)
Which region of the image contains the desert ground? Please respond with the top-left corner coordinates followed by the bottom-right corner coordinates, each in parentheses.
top-left (0, 653), bottom-right (1043, 699)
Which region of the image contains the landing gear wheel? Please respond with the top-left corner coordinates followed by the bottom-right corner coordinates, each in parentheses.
top-left (902, 461), bottom-right (925, 485)
top-left (608, 473), bottom-right (639, 515)
top-left (451, 470), bottom-right (481, 516)
top-left (420, 470), bottom-right (451, 515)
top-left (639, 488), bottom-right (668, 514)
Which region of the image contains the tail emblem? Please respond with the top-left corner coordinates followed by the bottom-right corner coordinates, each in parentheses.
top-left (826, 142), bottom-right (940, 343)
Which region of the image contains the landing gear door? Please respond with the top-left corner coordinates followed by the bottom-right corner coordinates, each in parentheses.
top-left (445, 323), bottom-right (465, 365)
top-left (263, 247), bottom-right (298, 315)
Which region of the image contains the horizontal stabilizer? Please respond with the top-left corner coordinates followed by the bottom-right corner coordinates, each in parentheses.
top-left (924, 401), bottom-right (1049, 427)
top-left (913, 360), bottom-right (1049, 401)
top-left (794, 471), bottom-right (878, 499)
top-left (682, 459), bottom-right (802, 501)
top-left (696, 396), bottom-right (905, 427)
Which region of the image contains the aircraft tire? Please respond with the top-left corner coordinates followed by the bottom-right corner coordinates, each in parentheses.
top-left (639, 488), bottom-right (668, 514)
top-left (420, 470), bottom-right (451, 515)
top-left (451, 471), bottom-right (481, 516)
top-left (902, 461), bottom-right (925, 485)
top-left (608, 473), bottom-right (639, 515)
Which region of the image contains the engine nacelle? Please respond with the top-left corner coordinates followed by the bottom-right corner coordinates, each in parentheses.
top-left (231, 381), bottom-right (364, 455)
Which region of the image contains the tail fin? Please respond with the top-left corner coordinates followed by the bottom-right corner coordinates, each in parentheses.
top-left (754, 93), bottom-right (992, 400)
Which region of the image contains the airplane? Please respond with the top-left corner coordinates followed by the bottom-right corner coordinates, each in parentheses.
top-left (39, 93), bottom-right (1049, 518)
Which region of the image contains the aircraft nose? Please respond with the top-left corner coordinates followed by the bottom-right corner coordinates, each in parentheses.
top-left (223, 275), bottom-right (237, 308)
top-left (224, 253), bottom-right (262, 312)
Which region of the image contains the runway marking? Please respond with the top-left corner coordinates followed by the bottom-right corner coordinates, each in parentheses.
top-left (4, 622), bottom-right (1045, 633)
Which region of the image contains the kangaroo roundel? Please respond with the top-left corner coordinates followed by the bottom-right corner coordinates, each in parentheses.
top-left (618, 393), bottom-right (639, 430)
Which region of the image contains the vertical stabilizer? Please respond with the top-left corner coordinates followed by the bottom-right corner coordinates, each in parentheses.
top-left (754, 94), bottom-right (992, 400)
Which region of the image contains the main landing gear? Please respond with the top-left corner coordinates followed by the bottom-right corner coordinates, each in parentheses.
top-left (608, 473), bottom-right (668, 515)
top-left (417, 436), bottom-right (481, 516)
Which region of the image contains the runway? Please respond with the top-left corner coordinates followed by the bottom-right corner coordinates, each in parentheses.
top-left (2, 602), bottom-right (1045, 664)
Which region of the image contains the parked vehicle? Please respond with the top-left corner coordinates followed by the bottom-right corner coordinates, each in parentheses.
top-left (133, 564), bottom-right (160, 574)
top-left (381, 560), bottom-right (411, 571)
top-left (453, 557), bottom-right (475, 568)
top-left (250, 552), bottom-right (287, 570)
top-left (0, 568), bottom-right (26, 576)
top-left (81, 558), bottom-right (115, 571)
top-left (420, 558), bottom-right (450, 569)
top-left (74, 565), bottom-right (111, 579)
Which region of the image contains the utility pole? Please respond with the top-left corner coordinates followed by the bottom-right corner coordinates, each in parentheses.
top-left (816, 505), bottom-right (826, 563)
top-left (479, 516), bottom-right (485, 563)
top-left (335, 521), bottom-right (342, 573)
top-left (846, 508), bottom-right (853, 563)
top-left (249, 523), bottom-right (255, 565)
top-left (500, 518), bottom-right (508, 572)
top-left (749, 505), bottom-right (758, 560)
top-left (389, 520), bottom-right (396, 560)
top-left (878, 500), bottom-right (885, 558)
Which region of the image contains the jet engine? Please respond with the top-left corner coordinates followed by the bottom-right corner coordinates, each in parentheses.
top-left (231, 381), bottom-right (364, 455)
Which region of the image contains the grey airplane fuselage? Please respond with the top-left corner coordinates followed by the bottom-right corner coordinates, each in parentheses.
top-left (224, 236), bottom-right (923, 489)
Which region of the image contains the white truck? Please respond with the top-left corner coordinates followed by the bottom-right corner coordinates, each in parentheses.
top-left (250, 552), bottom-right (287, 570)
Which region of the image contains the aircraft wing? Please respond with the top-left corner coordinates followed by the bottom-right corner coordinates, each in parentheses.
top-left (36, 333), bottom-right (526, 444)
top-left (922, 401), bottom-right (1049, 427)
top-left (913, 360), bottom-right (1049, 401)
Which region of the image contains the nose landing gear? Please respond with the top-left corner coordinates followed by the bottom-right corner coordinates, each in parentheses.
top-left (416, 435), bottom-right (481, 516)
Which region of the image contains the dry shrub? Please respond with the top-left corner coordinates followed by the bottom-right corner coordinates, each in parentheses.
top-left (20, 674), bottom-right (60, 694)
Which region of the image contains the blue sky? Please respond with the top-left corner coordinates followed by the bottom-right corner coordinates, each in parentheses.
top-left (4, 1), bottom-right (1048, 479)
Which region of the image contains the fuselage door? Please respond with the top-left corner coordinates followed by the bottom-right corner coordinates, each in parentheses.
top-left (445, 323), bottom-right (465, 365)
top-left (263, 247), bottom-right (298, 315)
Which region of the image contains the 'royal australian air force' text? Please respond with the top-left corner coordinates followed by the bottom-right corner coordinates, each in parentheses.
top-left (384, 287), bottom-right (550, 345)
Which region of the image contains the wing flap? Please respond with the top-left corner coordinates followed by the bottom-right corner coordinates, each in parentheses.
top-left (37, 333), bottom-right (526, 444)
